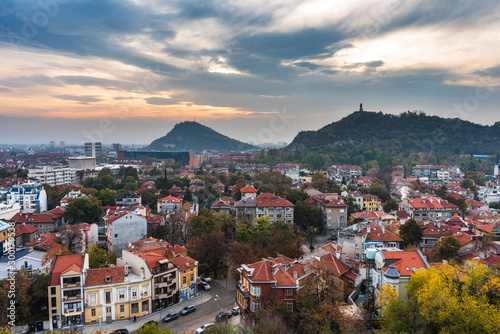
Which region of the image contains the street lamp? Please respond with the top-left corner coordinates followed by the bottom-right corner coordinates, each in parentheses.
top-left (99, 314), bottom-right (102, 331)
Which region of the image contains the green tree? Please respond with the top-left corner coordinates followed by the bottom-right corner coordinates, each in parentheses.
top-left (438, 236), bottom-right (461, 261)
top-left (186, 231), bottom-right (229, 278)
top-left (140, 188), bottom-right (160, 210)
top-left (137, 322), bottom-right (174, 334)
top-left (399, 219), bottom-right (422, 248)
top-left (96, 188), bottom-right (116, 206)
top-left (118, 166), bottom-right (139, 180)
top-left (63, 197), bottom-right (103, 224)
top-left (383, 199), bottom-right (399, 213)
top-left (344, 196), bottom-right (362, 217)
top-left (86, 244), bottom-right (110, 268)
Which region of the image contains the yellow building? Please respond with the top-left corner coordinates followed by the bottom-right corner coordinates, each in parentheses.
top-left (84, 266), bottom-right (151, 324)
top-left (362, 195), bottom-right (381, 211)
top-left (170, 255), bottom-right (199, 301)
top-left (48, 254), bottom-right (88, 330)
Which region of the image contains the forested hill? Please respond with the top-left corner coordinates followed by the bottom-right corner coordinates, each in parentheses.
top-left (147, 121), bottom-right (257, 152)
top-left (287, 111), bottom-right (500, 155)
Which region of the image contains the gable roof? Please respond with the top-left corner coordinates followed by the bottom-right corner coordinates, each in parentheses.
top-left (380, 251), bottom-right (429, 277)
top-left (50, 254), bottom-right (85, 285)
top-left (358, 223), bottom-right (402, 242)
top-left (240, 185), bottom-right (257, 193)
top-left (169, 255), bottom-right (197, 272)
top-left (256, 193), bottom-right (294, 207)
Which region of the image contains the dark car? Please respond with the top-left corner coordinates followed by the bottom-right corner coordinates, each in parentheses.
top-left (215, 311), bottom-right (233, 323)
top-left (180, 305), bottom-right (196, 315)
top-left (140, 320), bottom-right (157, 330)
top-left (113, 330), bottom-right (129, 334)
top-left (163, 312), bottom-right (179, 322)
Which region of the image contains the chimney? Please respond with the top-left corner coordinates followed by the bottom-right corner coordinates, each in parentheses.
top-left (293, 271), bottom-right (297, 279)
top-left (340, 253), bottom-right (347, 262)
top-left (140, 267), bottom-right (145, 279)
top-left (382, 226), bottom-right (385, 234)
top-left (367, 226), bottom-right (371, 233)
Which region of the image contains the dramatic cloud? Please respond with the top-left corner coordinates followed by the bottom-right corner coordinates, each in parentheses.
top-left (0, 0), bottom-right (499, 144)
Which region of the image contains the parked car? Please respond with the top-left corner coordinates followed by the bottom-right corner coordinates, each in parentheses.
top-left (231, 306), bottom-right (240, 315)
top-left (200, 281), bottom-right (211, 291)
top-left (113, 330), bottom-right (129, 334)
top-left (215, 311), bottom-right (233, 323)
top-left (140, 320), bottom-right (157, 330)
top-left (201, 274), bottom-right (211, 282)
top-left (195, 323), bottom-right (214, 333)
top-left (163, 312), bottom-right (179, 322)
top-left (180, 305), bottom-right (196, 315)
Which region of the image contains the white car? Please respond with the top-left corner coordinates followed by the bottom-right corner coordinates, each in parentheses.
top-left (195, 323), bottom-right (213, 333)
top-left (201, 274), bottom-right (211, 282)
top-left (200, 281), bottom-right (211, 290)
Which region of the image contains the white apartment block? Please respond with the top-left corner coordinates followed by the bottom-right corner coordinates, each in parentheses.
top-left (28, 165), bottom-right (76, 186)
top-left (6, 181), bottom-right (48, 213)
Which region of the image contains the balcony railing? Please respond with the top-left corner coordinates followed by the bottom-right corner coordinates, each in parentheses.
top-left (64, 307), bottom-right (82, 314)
top-left (237, 284), bottom-right (249, 298)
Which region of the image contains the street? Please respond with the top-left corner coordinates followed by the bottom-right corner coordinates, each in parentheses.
top-left (159, 281), bottom-right (238, 333)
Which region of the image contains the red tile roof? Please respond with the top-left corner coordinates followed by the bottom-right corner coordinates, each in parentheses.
top-left (407, 196), bottom-right (458, 210)
top-left (240, 185), bottom-right (257, 193)
top-left (358, 223), bottom-right (402, 242)
top-left (381, 251), bottom-right (428, 277)
top-left (312, 194), bottom-right (348, 208)
top-left (158, 195), bottom-right (181, 203)
top-left (169, 255), bottom-right (197, 272)
top-left (256, 193), bottom-right (294, 207)
top-left (306, 253), bottom-right (351, 275)
top-left (85, 267), bottom-right (125, 286)
top-left (50, 254), bottom-right (85, 285)
top-left (15, 224), bottom-right (38, 236)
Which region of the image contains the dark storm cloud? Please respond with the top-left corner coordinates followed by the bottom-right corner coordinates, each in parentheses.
top-left (474, 65), bottom-right (500, 78)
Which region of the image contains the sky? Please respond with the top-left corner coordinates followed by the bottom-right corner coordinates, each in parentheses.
top-left (0, 0), bottom-right (499, 146)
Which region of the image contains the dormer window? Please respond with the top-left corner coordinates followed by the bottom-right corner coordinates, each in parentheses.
top-left (105, 276), bottom-right (111, 283)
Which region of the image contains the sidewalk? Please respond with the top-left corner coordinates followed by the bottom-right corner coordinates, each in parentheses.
top-left (82, 292), bottom-right (213, 333)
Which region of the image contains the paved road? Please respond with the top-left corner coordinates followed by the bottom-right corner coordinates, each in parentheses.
top-left (160, 281), bottom-right (238, 333)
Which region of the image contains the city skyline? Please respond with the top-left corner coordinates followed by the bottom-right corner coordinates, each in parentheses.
top-left (0, 0), bottom-right (499, 145)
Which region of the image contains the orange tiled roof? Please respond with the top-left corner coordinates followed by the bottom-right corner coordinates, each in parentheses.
top-left (240, 185), bottom-right (257, 193)
top-left (85, 267), bottom-right (125, 286)
top-left (358, 223), bottom-right (402, 242)
top-left (158, 195), bottom-right (182, 203)
top-left (256, 193), bottom-right (294, 207)
top-left (15, 224), bottom-right (38, 236)
top-left (381, 251), bottom-right (428, 277)
top-left (50, 254), bottom-right (85, 286)
top-left (169, 255), bottom-right (197, 272)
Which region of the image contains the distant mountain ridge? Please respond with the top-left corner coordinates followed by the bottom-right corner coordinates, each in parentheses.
top-left (287, 110), bottom-right (500, 155)
top-left (147, 121), bottom-right (257, 152)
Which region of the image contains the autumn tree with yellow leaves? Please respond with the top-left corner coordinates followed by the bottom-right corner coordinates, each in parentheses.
top-left (380, 261), bottom-right (500, 333)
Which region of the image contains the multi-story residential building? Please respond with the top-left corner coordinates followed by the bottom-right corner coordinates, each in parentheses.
top-left (6, 181), bottom-right (48, 213)
top-left (0, 220), bottom-right (12, 257)
top-left (412, 165), bottom-right (463, 179)
top-left (305, 253), bottom-right (359, 301)
top-left (371, 249), bottom-right (429, 300)
top-left (157, 195), bottom-right (182, 215)
top-left (9, 206), bottom-right (65, 232)
top-left (338, 223), bottom-right (402, 261)
top-left (48, 254), bottom-right (89, 330)
top-left (273, 163), bottom-right (300, 178)
top-left (236, 258), bottom-right (300, 327)
top-left (362, 194), bottom-right (382, 211)
top-left (68, 157), bottom-right (97, 171)
top-left (255, 193), bottom-right (294, 224)
top-left (85, 142), bottom-right (102, 158)
top-left (28, 165), bottom-right (76, 186)
top-left (15, 224), bottom-right (39, 248)
top-left (169, 255), bottom-right (199, 301)
top-left (211, 198), bottom-right (232, 213)
top-left (311, 194), bottom-right (348, 234)
top-left (115, 190), bottom-right (141, 207)
top-left (328, 165), bottom-right (362, 179)
top-left (240, 185), bottom-right (257, 199)
top-left (83, 266), bottom-right (151, 324)
top-left (106, 212), bottom-right (147, 256)
top-left (400, 195), bottom-right (458, 221)
top-left (235, 197), bottom-right (257, 221)
top-left (118, 238), bottom-right (186, 310)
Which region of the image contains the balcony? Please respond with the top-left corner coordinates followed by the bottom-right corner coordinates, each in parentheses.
top-left (64, 307), bottom-right (82, 314)
top-left (237, 284), bottom-right (249, 298)
top-left (62, 282), bottom-right (81, 289)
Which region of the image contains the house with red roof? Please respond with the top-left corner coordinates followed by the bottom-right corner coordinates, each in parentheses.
top-left (256, 193), bottom-right (294, 224)
top-left (212, 181), bottom-right (225, 194)
top-left (400, 195), bottom-right (459, 221)
top-left (83, 266), bottom-right (152, 324)
top-left (305, 252), bottom-right (360, 301)
top-left (15, 223), bottom-right (39, 247)
top-left (372, 249), bottom-right (430, 300)
top-left (240, 185), bottom-right (257, 199)
top-left (311, 193), bottom-right (348, 234)
top-left (236, 258), bottom-right (303, 327)
top-left (157, 195), bottom-right (182, 215)
top-left (48, 254), bottom-right (89, 329)
top-left (338, 223), bottom-right (402, 261)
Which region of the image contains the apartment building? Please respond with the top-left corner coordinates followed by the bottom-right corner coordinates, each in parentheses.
top-left (28, 165), bottom-right (76, 186)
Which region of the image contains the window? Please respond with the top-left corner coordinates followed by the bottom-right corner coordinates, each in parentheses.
top-left (51, 297), bottom-right (57, 308)
top-left (90, 294), bottom-right (96, 305)
top-left (51, 287), bottom-right (56, 295)
top-left (132, 288), bottom-right (138, 298)
top-left (91, 309), bottom-right (96, 317)
top-left (142, 300), bottom-right (149, 312)
top-left (251, 286), bottom-right (260, 296)
top-left (388, 242), bottom-right (397, 248)
top-left (120, 305), bottom-right (125, 313)
top-left (115, 234), bottom-right (118, 238)
top-left (118, 289), bottom-right (125, 300)
top-left (183, 276), bottom-right (187, 285)
top-left (190, 274), bottom-right (194, 282)
top-left (251, 301), bottom-right (261, 311)
top-left (105, 291), bottom-right (111, 304)
top-left (286, 301), bottom-right (293, 311)
top-left (131, 303), bottom-right (138, 314)
top-left (143, 286), bottom-right (148, 296)
top-left (355, 244), bottom-right (359, 249)
top-left (285, 289), bottom-right (292, 296)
